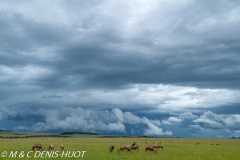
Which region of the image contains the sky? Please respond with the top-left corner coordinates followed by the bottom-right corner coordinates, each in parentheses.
top-left (1, 0), bottom-right (240, 138)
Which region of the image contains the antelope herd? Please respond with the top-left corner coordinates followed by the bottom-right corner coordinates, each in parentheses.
top-left (31, 140), bottom-right (220, 154)
top-left (109, 141), bottom-right (220, 154)
top-left (110, 141), bottom-right (163, 154)
top-left (31, 144), bottom-right (64, 151)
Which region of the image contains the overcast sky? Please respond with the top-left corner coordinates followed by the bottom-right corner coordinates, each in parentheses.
top-left (1, 0), bottom-right (240, 138)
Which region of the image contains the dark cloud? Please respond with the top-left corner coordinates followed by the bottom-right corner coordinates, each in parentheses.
top-left (7, 114), bottom-right (45, 122)
top-left (41, 94), bottom-right (70, 99)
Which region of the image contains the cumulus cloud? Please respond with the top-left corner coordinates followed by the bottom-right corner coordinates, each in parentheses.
top-left (188, 124), bottom-right (204, 132)
top-left (161, 116), bottom-right (182, 126)
top-left (193, 111), bottom-right (240, 131)
top-left (161, 120), bottom-right (172, 125)
top-left (232, 130), bottom-right (240, 137)
top-left (193, 111), bottom-right (225, 129)
top-left (143, 117), bottom-right (172, 136)
top-left (0, 107), bottom-right (17, 120)
top-left (13, 125), bottom-right (29, 131)
top-left (168, 117), bottom-right (182, 122)
top-left (174, 112), bottom-right (198, 119)
top-left (8, 107), bottom-right (240, 137)
top-left (12, 107), bottom-right (170, 136)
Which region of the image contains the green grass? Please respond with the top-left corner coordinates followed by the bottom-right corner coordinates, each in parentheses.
top-left (0, 136), bottom-right (240, 160)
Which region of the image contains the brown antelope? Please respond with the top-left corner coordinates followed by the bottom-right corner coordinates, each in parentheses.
top-left (60, 144), bottom-right (64, 150)
top-left (109, 145), bottom-right (114, 152)
top-left (32, 144), bottom-right (43, 150)
top-left (152, 143), bottom-right (164, 149)
top-left (145, 145), bottom-right (157, 153)
top-left (117, 145), bottom-right (131, 153)
top-left (130, 142), bottom-right (139, 151)
top-left (48, 144), bottom-right (54, 150)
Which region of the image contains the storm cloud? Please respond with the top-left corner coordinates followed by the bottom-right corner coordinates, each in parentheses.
top-left (1, 0), bottom-right (240, 137)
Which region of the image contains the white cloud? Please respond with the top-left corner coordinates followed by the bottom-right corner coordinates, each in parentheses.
top-left (13, 125), bottom-right (29, 131)
top-left (168, 117), bottom-right (182, 122)
top-left (194, 118), bottom-right (223, 129)
top-left (143, 117), bottom-right (172, 136)
top-left (188, 124), bottom-right (204, 131)
top-left (34, 84), bottom-right (240, 113)
top-left (161, 120), bottom-right (172, 125)
top-left (112, 108), bottom-right (124, 122)
top-left (31, 122), bottom-right (51, 132)
top-left (13, 107), bottom-right (169, 135)
top-left (175, 112), bottom-right (198, 119)
top-left (104, 122), bottom-right (125, 132)
top-left (122, 112), bottom-right (143, 124)
top-left (161, 116), bottom-right (182, 126)
top-left (0, 65), bottom-right (53, 83)
top-left (0, 107), bottom-right (17, 120)
top-left (232, 130), bottom-right (240, 137)
top-left (90, 85), bottom-right (240, 112)
top-left (193, 111), bottom-right (240, 130)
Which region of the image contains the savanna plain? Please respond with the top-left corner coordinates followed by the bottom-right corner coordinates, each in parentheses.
top-left (0, 133), bottom-right (240, 160)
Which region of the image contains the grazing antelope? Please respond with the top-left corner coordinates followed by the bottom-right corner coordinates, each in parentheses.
top-left (196, 142), bottom-right (200, 145)
top-left (32, 144), bottom-right (43, 150)
top-left (109, 145), bottom-right (114, 152)
top-left (60, 144), bottom-right (64, 150)
top-left (48, 144), bottom-right (54, 150)
top-left (117, 145), bottom-right (131, 153)
top-left (130, 142), bottom-right (139, 151)
top-left (152, 143), bottom-right (164, 149)
top-left (145, 145), bottom-right (157, 153)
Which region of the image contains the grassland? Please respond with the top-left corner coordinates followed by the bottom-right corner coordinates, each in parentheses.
top-left (0, 132), bottom-right (240, 160)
